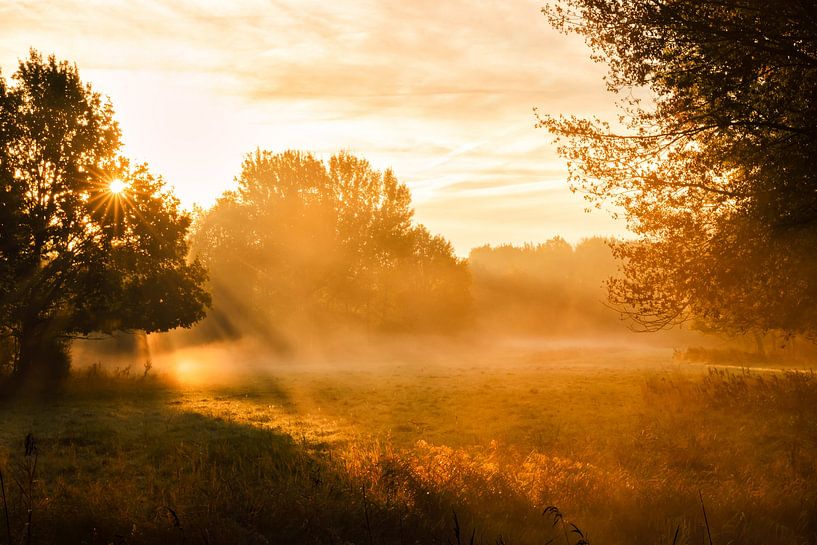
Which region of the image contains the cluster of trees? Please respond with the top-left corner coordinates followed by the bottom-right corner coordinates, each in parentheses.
top-left (190, 150), bottom-right (471, 349)
top-left (0, 53), bottom-right (473, 381)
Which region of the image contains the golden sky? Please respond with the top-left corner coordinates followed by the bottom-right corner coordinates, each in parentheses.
top-left (0, 0), bottom-right (627, 254)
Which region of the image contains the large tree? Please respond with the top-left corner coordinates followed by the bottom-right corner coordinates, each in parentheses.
top-left (540, 0), bottom-right (817, 337)
top-left (192, 150), bottom-right (470, 347)
top-left (0, 51), bottom-right (210, 382)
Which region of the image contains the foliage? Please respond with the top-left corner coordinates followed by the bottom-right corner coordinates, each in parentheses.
top-left (192, 150), bottom-right (470, 345)
top-left (0, 51), bottom-right (209, 382)
top-left (539, 1), bottom-right (817, 337)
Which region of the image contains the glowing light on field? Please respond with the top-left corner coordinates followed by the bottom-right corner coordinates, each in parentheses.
top-left (174, 359), bottom-right (199, 382)
top-left (176, 360), bottom-right (196, 378)
top-left (170, 352), bottom-right (225, 385)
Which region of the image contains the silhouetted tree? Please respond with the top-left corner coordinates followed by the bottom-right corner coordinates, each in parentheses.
top-left (192, 150), bottom-right (470, 345)
top-left (540, 1), bottom-right (817, 337)
top-left (0, 51), bottom-right (210, 383)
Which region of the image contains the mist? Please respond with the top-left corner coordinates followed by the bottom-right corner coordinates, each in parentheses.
top-left (3, 1), bottom-right (817, 542)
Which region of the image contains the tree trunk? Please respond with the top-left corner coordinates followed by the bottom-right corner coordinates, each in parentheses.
top-left (753, 331), bottom-right (767, 358)
top-left (12, 322), bottom-right (70, 387)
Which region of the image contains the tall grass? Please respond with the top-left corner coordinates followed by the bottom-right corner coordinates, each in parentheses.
top-left (0, 364), bottom-right (815, 544)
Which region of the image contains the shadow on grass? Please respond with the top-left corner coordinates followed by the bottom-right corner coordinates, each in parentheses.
top-left (0, 381), bottom-right (564, 545)
top-left (6, 368), bottom-right (816, 545)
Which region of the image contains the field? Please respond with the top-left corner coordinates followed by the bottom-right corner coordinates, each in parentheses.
top-left (1, 340), bottom-right (816, 545)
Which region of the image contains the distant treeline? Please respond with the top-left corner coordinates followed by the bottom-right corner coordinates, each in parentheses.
top-left (469, 238), bottom-right (626, 336)
top-left (179, 150), bottom-right (627, 351)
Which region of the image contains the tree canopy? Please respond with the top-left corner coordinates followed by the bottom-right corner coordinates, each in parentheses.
top-left (0, 51), bottom-right (210, 382)
top-left (192, 150), bottom-right (470, 348)
top-left (540, 0), bottom-right (817, 337)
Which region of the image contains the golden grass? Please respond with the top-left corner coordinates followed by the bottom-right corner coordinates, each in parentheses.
top-left (1, 346), bottom-right (815, 544)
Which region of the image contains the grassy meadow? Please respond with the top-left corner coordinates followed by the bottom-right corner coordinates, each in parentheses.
top-left (1, 341), bottom-right (815, 545)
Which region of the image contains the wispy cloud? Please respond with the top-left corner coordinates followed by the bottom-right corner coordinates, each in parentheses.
top-left (0, 0), bottom-right (627, 253)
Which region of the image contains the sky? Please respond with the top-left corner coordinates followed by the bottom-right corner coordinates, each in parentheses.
top-left (0, 0), bottom-right (628, 254)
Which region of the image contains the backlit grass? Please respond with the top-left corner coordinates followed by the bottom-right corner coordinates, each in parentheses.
top-left (0, 344), bottom-right (815, 544)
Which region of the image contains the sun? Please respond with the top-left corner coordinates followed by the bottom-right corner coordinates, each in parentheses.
top-left (108, 179), bottom-right (128, 195)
